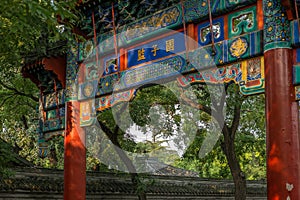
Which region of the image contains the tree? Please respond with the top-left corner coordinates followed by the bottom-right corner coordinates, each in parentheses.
top-left (178, 83), bottom-right (266, 199)
top-left (95, 82), bottom-right (266, 199)
top-left (0, 0), bottom-right (78, 171)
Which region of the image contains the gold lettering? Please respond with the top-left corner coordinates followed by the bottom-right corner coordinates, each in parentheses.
top-left (138, 48), bottom-right (146, 61)
top-left (151, 45), bottom-right (159, 56)
top-left (166, 39), bottom-right (175, 52)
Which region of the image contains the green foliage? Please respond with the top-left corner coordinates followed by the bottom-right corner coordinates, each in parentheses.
top-left (0, 0), bottom-right (78, 173)
top-left (95, 82), bottom-right (266, 181)
top-left (175, 88), bottom-right (266, 180)
top-left (175, 132), bottom-right (231, 179)
top-left (0, 139), bottom-right (17, 178)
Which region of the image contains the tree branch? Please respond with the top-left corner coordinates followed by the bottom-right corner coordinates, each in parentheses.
top-left (0, 94), bottom-right (14, 107)
top-left (179, 87), bottom-right (212, 116)
top-left (0, 79), bottom-right (38, 102)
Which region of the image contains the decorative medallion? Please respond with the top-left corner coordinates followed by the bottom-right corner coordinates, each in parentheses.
top-left (229, 37), bottom-right (248, 58)
top-left (85, 40), bottom-right (94, 56)
top-left (83, 82), bottom-right (94, 97)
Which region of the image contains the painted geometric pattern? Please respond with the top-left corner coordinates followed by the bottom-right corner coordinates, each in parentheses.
top-left (79, 57), bottom-right (265, 126)
top-left (43, 90), bottom-right (65, 110)
top-left (80, 90), bottom-right (136, 127)
top-left (184, 0), bottom-right (256, 23)
top-left (177, 57), bottom-right (265, 95)
top-left (66, 45), bottom-right (80, 101)
top-left (43, 117), bottom-right (65, 132)
top-left (80, 54), bottom-right (119, 83)
top-left (193, 30), bottom-right (262, 68)
top-left (228, 6), bottom-right (257, 38)
top-left (98, 74), bottom-right (120, 96)
top-left (290, 20), bottom-right (300, 47)
top-left (119, 56), bottom-right (186, 90)
top-left (79, 0), bottom-right (257, 58)
top-left (96, 89), bottom-right (136, 112)
top-left (120, 5), bottom-right (182, 44)
top-left (46, 108), bottom-right (65, 120)
top-left (228, 32), bottom-right (262, 61)
top-left (38, 139), bottom-right (48, 158)
top-left (77, 31), bottom-right (263, 99)
top-left (38, 130), bottom-right (64, 158)
top-left (78, 56), bottom-right (186, 101)
top-left (263, 0), bottom-right (290, 51)
top-left (103, 54), bottom-right (119, 76)
top-left (177, 63), bottom-right (243, 86)
top-left (287, 23), bottom-right (300, 100)
top-left (198, 17), bottom-right (225, 46)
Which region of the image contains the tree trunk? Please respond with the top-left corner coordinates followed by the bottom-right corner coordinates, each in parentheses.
top-left (221, 127), bottom-right (246, 200)
top-left (98, 121), bottom-right (147, 200)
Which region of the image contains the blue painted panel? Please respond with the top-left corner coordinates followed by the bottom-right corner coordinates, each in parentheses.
top-left (127, 32), bottom-right (186, 68)
top-left (296, 48), bottom-right (300, 63)
top-left (291, 20), bottom-right (300, 47)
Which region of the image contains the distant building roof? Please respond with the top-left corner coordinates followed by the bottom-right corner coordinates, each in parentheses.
top-left (135, 157), bottom-right (199, 177)
top-left (0, 168), bottom-right (266, 199)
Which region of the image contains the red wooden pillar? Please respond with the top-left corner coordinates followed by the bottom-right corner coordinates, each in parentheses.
top-left (64, 101), bottom-right (86, 200)
top-left (265, 48), bottom-right (300, 199)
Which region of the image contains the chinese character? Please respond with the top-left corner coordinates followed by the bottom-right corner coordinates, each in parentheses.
top-left (138, 48), bottom-right (146, 61)
top-left (151, 44), bottom-right (159, 56)
top-left (166, 39), bottom-right (175, 52)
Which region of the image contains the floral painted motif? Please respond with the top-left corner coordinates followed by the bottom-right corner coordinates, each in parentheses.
top-left (263, 0), bottom-right (291, 51)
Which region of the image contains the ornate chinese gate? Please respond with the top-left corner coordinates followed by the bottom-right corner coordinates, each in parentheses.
top-left (21, 0), bottom-right (300, 199)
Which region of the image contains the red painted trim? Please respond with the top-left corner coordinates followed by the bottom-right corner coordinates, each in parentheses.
top-left (120, 48), bottom-right (126, 72)
top-left (187, 23), bottom-right (197, 51)
top-left (282, 0), bottom-right (294, 20)
top-left (257, 0), bottom-right (264, 31)
top-left (64, 101), bottom-right (86, 200)
top-left (293, 48), bottom-right (297, 64)
top-left (224, 15), bottom-right (229, 40)
top-left (42, 56), bottom-right (66, 88)
top-left (77, 63), bottom-right (85, 84)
